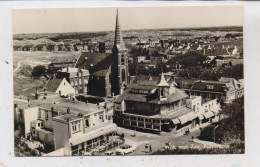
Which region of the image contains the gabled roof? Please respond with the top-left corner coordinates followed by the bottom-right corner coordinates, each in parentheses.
top-left (75, 52), bottom-right (111, 70)
top-left (89, 54), bottom-right (115, 77)
top-left (191, 80), bottom-right (226, 93)
top-left (45, 78), bottom-right (64, 92)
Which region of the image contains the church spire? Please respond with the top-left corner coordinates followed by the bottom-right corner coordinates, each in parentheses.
top-left (113, 8), bottom-right (126, 52)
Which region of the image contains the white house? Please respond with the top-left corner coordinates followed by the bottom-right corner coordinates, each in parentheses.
top-left (45, 78), bottom-right (75, 97)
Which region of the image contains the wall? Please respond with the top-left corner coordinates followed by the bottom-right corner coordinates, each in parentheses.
top-left (38, 108), bottom-right (53, 130)
top-left (56, 79), bottom-right (75, 96)
top-left (36, 129), bottom-right (54, 146)
top-left (52, 121), bottom-right (71, 155)
top-left (23, 107), bottom-right (39, 136)
top-left (186, 96), bottom-right (202, 113)
top-left (88, 76), bottom-right (106, 97)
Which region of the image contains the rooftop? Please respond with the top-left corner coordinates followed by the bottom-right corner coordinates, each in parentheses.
top-left (14, 96), bottom-right (104, 119)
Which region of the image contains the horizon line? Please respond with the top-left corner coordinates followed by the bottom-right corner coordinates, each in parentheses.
top-left (13, 25), bottom-right (243, 36)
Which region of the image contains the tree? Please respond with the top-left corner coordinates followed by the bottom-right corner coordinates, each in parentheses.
top-left (32, 65), bottom-right (46, 78)
top-left (46, 44), bottom-right (55, 52)
top-left (200, 96), bottom-right (244, 144)
top-left (167, 51), bottom-right (207, 68)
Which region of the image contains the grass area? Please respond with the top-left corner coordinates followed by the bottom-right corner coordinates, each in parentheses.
top-left (13, 51), bottom-right (80, 68)
top-left (13, 51), bottom-right (79, 96)
top-left (13, 76), bottom-right (46, 97)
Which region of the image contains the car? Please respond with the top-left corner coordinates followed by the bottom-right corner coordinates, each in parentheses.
top-left (104, 151), bottom-right (116, 156)
top-left (115, 144), bottom-right (136, 155)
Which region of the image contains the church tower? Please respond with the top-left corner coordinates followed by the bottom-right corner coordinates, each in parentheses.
top-left (112, 9), bottom-right (129, 94)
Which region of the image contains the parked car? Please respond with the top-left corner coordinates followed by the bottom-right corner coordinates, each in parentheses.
top-left (104, 151), bottom-right (116, 156)
top-left (115, 144), bottom-right (136, 155)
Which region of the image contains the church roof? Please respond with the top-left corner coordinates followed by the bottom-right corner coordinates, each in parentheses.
top-left (75, 52), bottom-right (110, 70)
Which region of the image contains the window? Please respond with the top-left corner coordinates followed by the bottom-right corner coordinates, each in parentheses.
top-left (161, 89), bottom-right (164, 97)
top-left (38, 123), bottom-right (41, 127)
top-left (71, 120), bottom-right (81, 133)
top-left (121, 69), bottom-right (126, 82)
top-left (85, 119), bottom-right (89, 128)
top-left (206, 85), bottom-right (214, 90)
top-left (45, 112), bottom-right (49, 121)
top-left (121, 56), bottom-right (125, 65)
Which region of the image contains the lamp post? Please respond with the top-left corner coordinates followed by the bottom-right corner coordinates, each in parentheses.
top-left (213, 125), bottom-right (219, 143)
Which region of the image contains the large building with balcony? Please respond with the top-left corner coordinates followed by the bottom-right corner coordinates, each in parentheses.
top-left (114, 73), bottom-right (220, 133)
top-left (14, 96), bottom-right (116, 156)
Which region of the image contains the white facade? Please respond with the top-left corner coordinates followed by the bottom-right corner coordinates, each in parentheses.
top-left (56, 78), bottom-right (75, 96)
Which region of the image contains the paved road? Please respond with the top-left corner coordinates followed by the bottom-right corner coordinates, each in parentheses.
top-left (116, 127), bottom-right (204, 155)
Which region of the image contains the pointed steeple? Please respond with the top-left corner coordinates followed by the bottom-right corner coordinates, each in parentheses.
top-left (157, 72), bottom-right (169, 87)
top-left (113, 8), bottom-right (126, 53)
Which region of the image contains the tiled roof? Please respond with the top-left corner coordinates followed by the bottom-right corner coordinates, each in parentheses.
top-left (45, 78), bottom-right (63, 92)
top-left (115, 80), bottom-right (188, 104)
top-left (191, 80), bottom-right (226, 93)
top-left (75, 52), bottom-right (115, 77)
top-left (90, 54), bottom-right (115, 77)
top-left (75, 52), bottom-right (110, 70)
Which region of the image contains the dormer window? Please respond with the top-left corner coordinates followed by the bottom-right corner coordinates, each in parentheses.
top-left (206, 85), bottom-right (214, 90)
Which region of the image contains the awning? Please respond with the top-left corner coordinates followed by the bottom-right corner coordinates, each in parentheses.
top-left (203, 111), bottom-right (215, 119)
top-left (198, 114), bottom-right (205, 120)
top-left (211, 109), bottom-right (219, 115)
top-left (70, 124), bottom-right (117, 146)
top-left (171, 118), bottom-right (180, 125)
top-left (186, 112), bottom-right (197, 120)
top-left (178, 115), bottom-right (190, 125)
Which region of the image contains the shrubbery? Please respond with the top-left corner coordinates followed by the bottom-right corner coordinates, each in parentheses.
top-left (76, 95), bottom-right (105, 104)
top-left (31, 65), bottom-right (46, 78)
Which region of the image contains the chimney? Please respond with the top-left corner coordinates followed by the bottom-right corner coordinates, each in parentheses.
top-left (67, 67), bottom-right (69, 72)
top-left (67, 107), bottom-right (70, 114)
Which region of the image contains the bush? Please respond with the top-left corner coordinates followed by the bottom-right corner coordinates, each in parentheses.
top-left (30, 149), bottom-right (39, 156)
top-left (76, 95), bottom-right (105, 104)
top-left (32, 65), bottom-right (46, 78)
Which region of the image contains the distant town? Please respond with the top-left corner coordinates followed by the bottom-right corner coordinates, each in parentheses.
top-left (13, 9), bottom-right (244, 156)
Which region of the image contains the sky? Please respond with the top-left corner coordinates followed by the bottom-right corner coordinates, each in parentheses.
top-left (13, 6), bottom-right (243, 34)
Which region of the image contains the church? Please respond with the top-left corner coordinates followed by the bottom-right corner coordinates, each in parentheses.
top-left (75, 9), bottom-right (129, 97)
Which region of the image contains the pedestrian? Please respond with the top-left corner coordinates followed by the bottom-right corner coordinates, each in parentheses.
top-left (145, 144), bottom-right (148, 150)
top-left (149, 145), bottom-right (152, 153)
